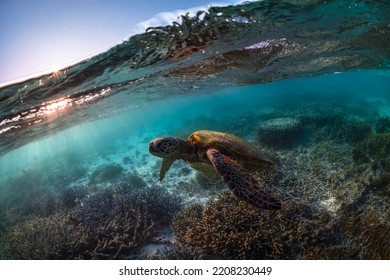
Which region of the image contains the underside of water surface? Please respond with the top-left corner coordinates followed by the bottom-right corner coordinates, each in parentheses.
top-left (0, 0), bottom-right (389, 260)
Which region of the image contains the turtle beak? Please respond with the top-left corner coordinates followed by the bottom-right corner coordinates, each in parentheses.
top-left (148, 140), bottom-right (158, 154)
top-left (148, 138), bottom-right (163, 156)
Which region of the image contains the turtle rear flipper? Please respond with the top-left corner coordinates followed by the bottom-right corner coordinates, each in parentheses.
top-left (207, 148), bottom-right (281, 210)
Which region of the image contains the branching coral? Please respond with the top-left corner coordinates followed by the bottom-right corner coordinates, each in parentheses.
top-left (353, 132), bottom-right (390, 170)
top-left (173, 192), bottom-right (336, 259)
top-left (257, 117), bottom-right (304, 148)
top-left (1, 213), bottom-right (84, 259)
top-left (375, 116), bottom-right (390, 133)
top-left (69, 184), bottom-right (182, 259)
top-left (320, 207), bottom-right (390, 260)
top-left (343, 119), bottom-right (372, 144)
top-left (278, 103), bottom-right (346, 141)
top-left (275, 140), bottom-right (359, 210)
top-left (173, 190), bottom-right (389, 260)
top-left (1, 184), bottom-right (183, 259)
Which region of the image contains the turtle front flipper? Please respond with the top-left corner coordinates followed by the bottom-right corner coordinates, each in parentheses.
top-left (160, 158), bottom-right (175, 181)
top-left (206, 148), bottom-right (281, 210)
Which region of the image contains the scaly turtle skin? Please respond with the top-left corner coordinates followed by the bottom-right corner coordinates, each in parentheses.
top-left (148, 130), bottom-right (281, 210)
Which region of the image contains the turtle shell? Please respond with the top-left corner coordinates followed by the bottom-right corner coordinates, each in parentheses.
top-left (187, 130), bottom-right (273, 170)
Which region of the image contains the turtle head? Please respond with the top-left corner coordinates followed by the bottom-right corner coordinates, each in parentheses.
top-left (148, 137), bottom-right (181, 159)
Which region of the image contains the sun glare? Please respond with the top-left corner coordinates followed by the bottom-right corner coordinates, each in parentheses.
top-left (41, 97), bottom-right (72, 114)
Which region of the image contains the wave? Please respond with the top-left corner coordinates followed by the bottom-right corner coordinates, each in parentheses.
top-left (0, 0), bottom-right (389, 156)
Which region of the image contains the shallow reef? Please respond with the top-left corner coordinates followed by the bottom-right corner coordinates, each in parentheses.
top-left (257, 117), bottom-right (304, 148)
top-left (375, 116), bottom-right (390, 133)
top-left (173, 193), bottom-right (335, 259)
top-left (172, 192), bottom-right (390, 260)
top-left (353, 132), bottom-right (390, 171)
top-left (0, 182), bottom-right (182, 259)
top-left (0, 99), bottom-right (389, 260)
top-left (343, 120), bottom-right (372, 144)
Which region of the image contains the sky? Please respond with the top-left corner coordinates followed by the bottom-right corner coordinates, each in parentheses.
top-left (0, 0), bottom-right (237, 86)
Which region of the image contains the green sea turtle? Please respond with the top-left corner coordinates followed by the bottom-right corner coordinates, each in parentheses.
top-left (148, 130), bottom-right (281, 210)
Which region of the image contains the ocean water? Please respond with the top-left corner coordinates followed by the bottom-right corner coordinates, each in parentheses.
top-left (0, 0), bottom-right (389, 260)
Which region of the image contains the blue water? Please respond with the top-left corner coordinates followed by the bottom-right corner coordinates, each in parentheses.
top-left (1, 71), bottom-right (388, 184)
top-left (0, 0), bottom-right (389, 260)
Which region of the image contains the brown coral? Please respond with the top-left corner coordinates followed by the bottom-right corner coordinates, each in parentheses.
top-left (1, 184), bottom-right (182, 259)
top-left (173, 183), bottom-right (389, 260)
top-left (173, 192), bottom-right (336, 259)
top-left (2, 213), bottom-right (84, 259)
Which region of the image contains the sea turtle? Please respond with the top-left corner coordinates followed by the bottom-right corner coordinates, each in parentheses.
top-left (148, 130), bottom-right (281, 210)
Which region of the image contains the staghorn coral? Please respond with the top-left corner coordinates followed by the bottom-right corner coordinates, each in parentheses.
top-left (1, 184), bottom-right (183, 260)
top-left (159, 243), bottom-right (205, 260)
top-left (274, 139), bottom-right (360, 211)
top-left (343, 119), bottom-right (372, 144)
top-left (173, 191), bottom-right (389, 260)
top-left (375, 116), bottom-right (390, 133)
top-left (278, 103), bottom-right (347, 140)
top-left (69, 184), bottom-right (182, 259)
top-left (257, 117), bottom-right (304, 148)
top-left (1, 213), bottom-right (84, 260)
top-left (57, 185), bottom-right (90, 210)
top-left (320, 207), bottom-right (390, 260)
top-left (353, 132), bottom-right (390, 170)
top-left (173, 192), bottom-right (336, 260)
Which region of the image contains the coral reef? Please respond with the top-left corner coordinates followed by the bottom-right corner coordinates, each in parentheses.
top-left (375, 116), bottom-right (390, 133)
top-left (89, 163), bottom-right (124, 184)
top-left (158, 243), bottom-right (205, 260)
top-left (257, 118), bottom-right (304, 148)
top-left (280, 103), bottom-right (346, 139)
top-left (70, 184), bottom-right (182, 259)
top-left (173, 192), bottom-right (389, 260)
top-left (173, 193), bottom-right (336, 259)
top-left (1, 184), bottom-right (183, 259)
top-left (127, 243), bottom-right (205, 260)
top-left (1, 213), bottom-right (84, 260)
top-left (343, 119), bottom-right (372, 144)
top-left (353, 132), bottom-right (390, 170)
top-left (57, 185), bottom-right (90, 210)
top-left (320, 207), bottom-right (390, 259)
